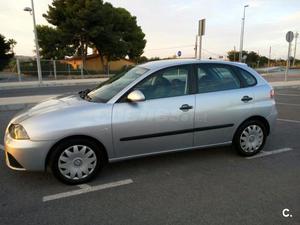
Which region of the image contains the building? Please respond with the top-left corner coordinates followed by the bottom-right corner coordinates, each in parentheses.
top-left (64, 53), bottom-right (135, 73)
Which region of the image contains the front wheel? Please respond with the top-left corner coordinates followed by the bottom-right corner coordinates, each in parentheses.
top-left (234, 120), bottom-right (267, 156)
top-left (50, 138), bottom-right (102, 184)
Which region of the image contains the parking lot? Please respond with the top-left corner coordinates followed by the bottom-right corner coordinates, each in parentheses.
top-left (0, 85), bottom-right (299, 225)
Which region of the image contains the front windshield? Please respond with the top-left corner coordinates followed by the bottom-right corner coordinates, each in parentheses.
top-left (87, 66), bottom-right (149, 103)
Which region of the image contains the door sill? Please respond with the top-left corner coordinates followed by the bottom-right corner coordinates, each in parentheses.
top-left (109, 141), bottom-right (232, 163)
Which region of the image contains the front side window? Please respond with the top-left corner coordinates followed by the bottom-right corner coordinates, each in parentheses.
top-left (197, 64), bottom-right (241, 93)
top-left (134, 66), bottom-right (190, 100)
top-left (87, 66), bottom-right (148, 102)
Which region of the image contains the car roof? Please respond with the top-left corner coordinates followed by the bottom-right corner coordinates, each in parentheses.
top-left (139, 59), bottom-right (248, 70)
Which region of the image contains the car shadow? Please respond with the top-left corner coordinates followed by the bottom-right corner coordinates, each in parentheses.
top-left (94, 145), bottom-right (239, 184)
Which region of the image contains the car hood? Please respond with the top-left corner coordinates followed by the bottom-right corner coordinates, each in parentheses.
top-left (9, 94), bottom-right (113, 141)
top-left (11, 94), bottom-right (96, 124)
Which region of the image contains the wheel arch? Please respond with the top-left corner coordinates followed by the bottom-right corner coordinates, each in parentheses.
top-left (234, 115), bottom-right (270, 139)
top-left (45, 135), bottom-right (109, 171)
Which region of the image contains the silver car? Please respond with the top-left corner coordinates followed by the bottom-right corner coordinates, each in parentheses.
top-left (4, 59), bottom-right (277, 184)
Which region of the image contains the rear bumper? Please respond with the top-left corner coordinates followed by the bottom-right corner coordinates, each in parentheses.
top-left (266, 105), bottom-right (278, 135)
top-left (4, 134), bottom-right (54, 171)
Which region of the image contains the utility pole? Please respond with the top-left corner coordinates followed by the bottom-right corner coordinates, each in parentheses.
top-left (197, 19), bottom-right (205, 59)
top-left (53, 59), bottom-right (57, 80)
top-left (285, 31), bottom-right (294, 81)
top-left (194, 35), bottom-right (198, 59)
top-left (257, 50), bottom-right (260, 68)
top-left (239, 5), bottom-right (249, 62)
top-left (16, 57), bottom-right (22, 82)
top-left (198, 35), bottom-right (202, 59)
top-left (285, 42), bottom-right (292, 81)
top-left (233, 46), bottom-right (236, 61)
top-left (81, 62), bottom-right (84, 78)
top-left (293, 32), bottom-right (298, 67)
top-left (30, 0), bottom-right (42, 84)
top-left (24, 0), bottom-right (43, 84)
top-left (268, 46), bottom-right (271, 68)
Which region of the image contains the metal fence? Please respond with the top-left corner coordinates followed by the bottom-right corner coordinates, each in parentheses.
top-left (0, 58), bottom-right (109, 83)
top-left (1, 58), bottom-right (300, 83)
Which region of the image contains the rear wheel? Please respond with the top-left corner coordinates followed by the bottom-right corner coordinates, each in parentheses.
top-left (234, 120), bottom-right (267, 156)
top-left (50, 138), bottom-right (102, 184)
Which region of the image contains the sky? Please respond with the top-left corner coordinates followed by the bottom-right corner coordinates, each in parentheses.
top-left (0, 0), bottom-right (299, 59)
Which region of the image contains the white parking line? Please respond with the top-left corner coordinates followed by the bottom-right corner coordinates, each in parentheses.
top-left (246, 148), bottom-right (293, 159)
top-left (0, 144), bottom-right (4, 151)
top-left (277, 118), bottom-right (300, 124)
top-left (277, 102), bottom-right (300, 107)
top-left (43, 179), bottom-right (133, 202)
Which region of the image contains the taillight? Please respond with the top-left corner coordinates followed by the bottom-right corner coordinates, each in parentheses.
top-left (270, 89), bottom-right (275, 99)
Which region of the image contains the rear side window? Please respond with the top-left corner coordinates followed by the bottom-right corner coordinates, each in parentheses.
top-left (236, 68), bottom-right (257, 87)
top-left (197, 64), bottom-right (241, 94)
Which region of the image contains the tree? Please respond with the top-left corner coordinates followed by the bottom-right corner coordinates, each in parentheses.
top-left (246, 51), bottom-right (260, 67)
top-left (0, 34), bottom-right (14, 71)
top-left (227, 50), bottom-right (268, 68)
top-left (136, 56), bottom-right (148, 64)
top-left (8, 39), bottom-right (17, 54)
top-left (36, 25), bottom-right (76, 59)
top-left (227, 50), bottom-right (246, 62)
top-left (43, 0), bottom-right (146, 70)
top-left (149, 57), bottom-right (161, 61)
top-left (259, 56), bottom-right (268, 67)
top-left (90, 4), bottom-right (146, 68)
top-left (43, 0), bottom-right (94, 65)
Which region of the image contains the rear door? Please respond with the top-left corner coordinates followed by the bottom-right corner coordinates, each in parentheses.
top-left (193, 63), bottom-right (255, 147)
top-left (112, 65), bottom-right (196, 158)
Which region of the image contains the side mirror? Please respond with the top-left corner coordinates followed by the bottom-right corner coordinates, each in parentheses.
top-left (127, 90), bottom-right (145, 102)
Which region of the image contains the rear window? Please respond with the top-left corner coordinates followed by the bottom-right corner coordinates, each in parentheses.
top-left (197, 64), bottom-right (241, 94)
top-left (237, 68), bottom-right (257, 87)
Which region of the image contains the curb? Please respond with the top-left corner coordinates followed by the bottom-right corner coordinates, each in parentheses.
top-left (272, 84), bottom-right (300, 89)
top-left (0, 78), bottom-right (108, 91)
top-left (0, 81), bottom-right (96, 91)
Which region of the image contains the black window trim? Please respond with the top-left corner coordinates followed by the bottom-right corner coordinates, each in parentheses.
top-left (116, 64), bottom-right (195, 103)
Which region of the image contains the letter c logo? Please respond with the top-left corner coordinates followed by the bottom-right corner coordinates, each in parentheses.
top-left (282, 208), bottom-right (291, 217)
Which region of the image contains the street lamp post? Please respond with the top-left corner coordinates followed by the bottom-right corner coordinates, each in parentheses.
top-left (293, 32), bottom-right (299, 67)
top-left (239, 5), bottom-right (249, 62)
top-left (24, 0), bottom-right (42, 84)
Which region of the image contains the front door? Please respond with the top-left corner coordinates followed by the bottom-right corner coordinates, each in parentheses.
top-left (112, 65), bottom-right (195, 158)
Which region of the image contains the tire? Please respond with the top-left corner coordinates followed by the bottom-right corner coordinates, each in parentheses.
top-left (50, 138), bottom-right (103, 184)
top-left (234, 120), bottom-right (267, 156)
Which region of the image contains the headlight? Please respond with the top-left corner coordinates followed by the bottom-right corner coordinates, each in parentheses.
top-left (8, 124), bottom-right (30, 140)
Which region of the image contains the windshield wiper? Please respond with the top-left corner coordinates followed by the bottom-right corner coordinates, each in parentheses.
top-left (79, 89), bottom-right (91, 101)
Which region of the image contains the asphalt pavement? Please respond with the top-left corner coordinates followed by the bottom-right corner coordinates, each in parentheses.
top-left (262, 69), bottom-right (300, 82)
top-left (0, 85), bottom-right (299, 225)
top-left (0, 84), bottom-right (94, 98)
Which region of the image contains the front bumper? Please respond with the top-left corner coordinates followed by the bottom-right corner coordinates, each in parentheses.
top-left (4, 133), bottom-right (54, 171)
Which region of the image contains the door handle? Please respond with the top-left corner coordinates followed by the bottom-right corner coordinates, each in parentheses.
top-left (241, 96), bottom-right (253, 102)
top-left (180, 104), bottom-right (193, 111)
